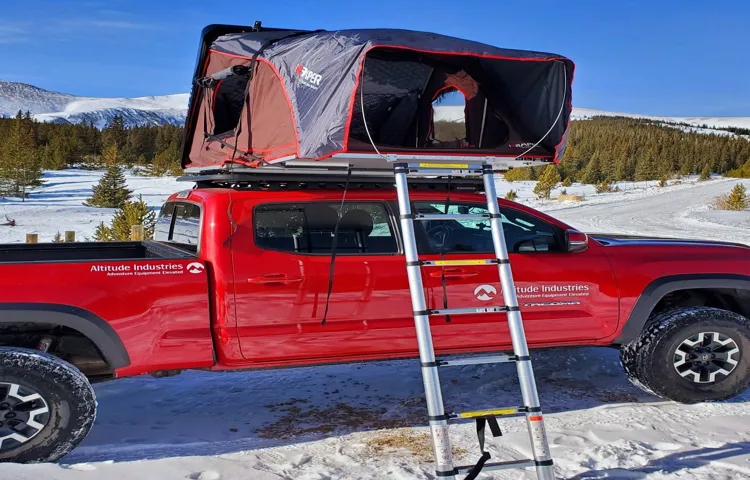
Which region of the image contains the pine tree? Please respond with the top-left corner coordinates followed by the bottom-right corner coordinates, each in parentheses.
top-left (699, 163), bottom-right (711, 181)
top-left (723, 184), bottom-right (747, 211)
top-left (85, 161), bottom-right (132, 208)
top-left (562, 177), bottom-right (573, 187)
top-left (110, 197), bottom-right (156, 240)
top-left (93, 222), bottom-right (114, 242)
top-left (0, 113), bottom-right (43, 199)
top-left (581, 152), bottom-right (603, 184)
top-left (52, 231), bottom-right (64, 243)
top-left (635, 147), bottom-right (660, 181)
top-left (504, 190), bottom-right (518, 201)
top-left (533, 164), bottom-right (561, 199)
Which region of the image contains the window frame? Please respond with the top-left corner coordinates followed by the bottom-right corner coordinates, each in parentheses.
top-left (411, 201), bottom-right (566, 255)
top-left (154, 200), bottom-right (204, 253)
top-left (252, 201), bottom-right (402, 256)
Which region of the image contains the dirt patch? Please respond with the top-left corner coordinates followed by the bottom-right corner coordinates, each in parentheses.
top-left (257, 403), bottom-right (410, 439)
top-left (596, 390), bottom-right (639, 403)
top-left (366, 430), bottom-right (466, 461)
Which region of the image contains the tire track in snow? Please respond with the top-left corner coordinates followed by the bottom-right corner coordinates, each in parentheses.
top-left (546, 179), bottom-right (750, 245)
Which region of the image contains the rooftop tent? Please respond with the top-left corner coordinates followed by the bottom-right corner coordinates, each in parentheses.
top-left (182, 24), bottom-right (575, 171)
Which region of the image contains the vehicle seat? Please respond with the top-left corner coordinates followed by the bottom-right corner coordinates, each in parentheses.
top-left (338, 209), bottom-right (374, 252)
top-left (304, 204), bottom-right (339, 252)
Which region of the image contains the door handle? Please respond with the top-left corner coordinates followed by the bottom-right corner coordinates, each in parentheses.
top-left (430, 268), bottom-right (479, 279)
top-left (248, 274), bottom-right (303, 285)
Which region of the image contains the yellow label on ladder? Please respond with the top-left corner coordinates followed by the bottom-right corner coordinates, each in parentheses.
top-left (457, 408), bottom-right (519, 418)
top-left (418, 163), bottom-right (471, 169)
top-left (432, 259), bottom-right (492, 266)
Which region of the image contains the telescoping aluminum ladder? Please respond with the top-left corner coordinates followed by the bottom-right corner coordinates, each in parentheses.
top-left (393, 161), bottom-right (555, 480)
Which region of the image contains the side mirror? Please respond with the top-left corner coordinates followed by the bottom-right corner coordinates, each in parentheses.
top-left (565, 229), bottom-right (589, 253)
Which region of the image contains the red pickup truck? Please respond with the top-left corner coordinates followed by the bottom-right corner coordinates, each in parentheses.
top-left (2, 178), bottom-right (750, 464)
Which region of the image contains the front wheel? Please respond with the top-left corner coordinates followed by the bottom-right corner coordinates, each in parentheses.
top-left (620, 307), bottom-right (750, 403)
top-left (0, 347), bottom-right (97, 463)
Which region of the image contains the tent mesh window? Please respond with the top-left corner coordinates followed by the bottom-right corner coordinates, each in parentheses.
top-left (347, 49), bottom-right (514, 152)
top-left (349, 53), bottom-right (433, 148)
top-left (212, 73), bottom-right (250, 136)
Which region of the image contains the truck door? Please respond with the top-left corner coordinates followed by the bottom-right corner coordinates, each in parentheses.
top-left (413, 200), bottom-right (618, 350)
top-left (232, 199), bottom-right (418, 363)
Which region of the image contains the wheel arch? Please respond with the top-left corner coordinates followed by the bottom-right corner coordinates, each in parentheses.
top-left (616, 274), bottom-right (750, 345)
top-left (0, 303), bottom-right (130, 370)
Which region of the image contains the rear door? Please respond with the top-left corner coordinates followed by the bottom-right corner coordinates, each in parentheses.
top-left (232, 199), bottom-right (419, 363)
top-left (413, 200), bottom-right (618, 350)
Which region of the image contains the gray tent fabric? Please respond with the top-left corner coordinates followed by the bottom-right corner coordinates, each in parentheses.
top-left (185, 26), bottom-right (574, 168)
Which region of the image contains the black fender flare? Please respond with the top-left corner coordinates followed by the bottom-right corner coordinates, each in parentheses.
top-left (0, 303), bottom-right (130, 369)
top-left (615, 273), bottom-right (750, 344)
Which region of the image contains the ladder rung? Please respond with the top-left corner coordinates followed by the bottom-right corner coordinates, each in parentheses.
top-left (452, 407), bottom-right (525, 419)
top-left (420, 259), bottom-right (499, 267)
top-left (437, 354), bottom-right (516, 366)
top-left (454, 459), bottom-right (536, 474)
top-left (425, 306), bottom-right (508, 316)
top-left (414, 213), bottom-right (490, 221)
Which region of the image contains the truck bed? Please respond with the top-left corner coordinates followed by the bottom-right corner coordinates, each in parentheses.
top-left (0, 241), bottom-right (194, 263)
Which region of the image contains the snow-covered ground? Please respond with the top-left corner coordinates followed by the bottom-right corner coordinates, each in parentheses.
top-left (3, 170), bottom-right (750, 479)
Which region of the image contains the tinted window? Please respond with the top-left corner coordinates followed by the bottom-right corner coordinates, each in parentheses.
top-left (172, 203), bottom-right (201, 246)
top-left (154, 203), bottom-right (175, 242)
top-left (413, 202), bottom-right (560, 254)
top-left (153, 201), bottom-right (201, 248)
top-left (254, 202), bottom-right (397, 254)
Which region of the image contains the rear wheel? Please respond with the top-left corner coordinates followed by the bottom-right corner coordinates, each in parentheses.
top-left (0, 347), bottom-right (96, 463)
top-left (620, 307), bottom-right (750, 403)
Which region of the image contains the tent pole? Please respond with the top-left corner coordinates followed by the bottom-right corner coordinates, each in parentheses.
top-left (478, 97), bottom-right (488, 148)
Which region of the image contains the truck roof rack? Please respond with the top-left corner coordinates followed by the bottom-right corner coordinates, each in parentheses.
top-left (178, 164), bottom-right (485, 192)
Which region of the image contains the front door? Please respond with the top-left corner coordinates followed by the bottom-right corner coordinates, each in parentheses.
top-left (412, 200), bottom-right (618, 352)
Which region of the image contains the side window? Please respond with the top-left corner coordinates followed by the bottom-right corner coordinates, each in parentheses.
top-left (413, 202), bottom-right (560, 254)
top-left (154, 201), bottom-right (201, 249)
top-left (172, 203), bottom-right (201, 246)
top-left (154, 203), bottom-right (175, 242)
top-left (254, 202), bottom-right (397, 254)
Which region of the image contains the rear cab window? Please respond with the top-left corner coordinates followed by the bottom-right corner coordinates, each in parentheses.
top-left (154, 201), bottom-right (202, 252)
top-left (253, 202), bottom-right (398, 254)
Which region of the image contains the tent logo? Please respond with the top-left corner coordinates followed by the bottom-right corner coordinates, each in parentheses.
top-left (474, 284), bottom-right (497, 302)
top-left (295, 64), bottom-right (323, 89)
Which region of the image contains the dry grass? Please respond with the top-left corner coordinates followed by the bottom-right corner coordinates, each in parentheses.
top-left (558, 194), bottom-right (585, 202)
top-left (366, 430), bottom-right (467, 461)
top-left (257, 402), bottom-right (409, 439)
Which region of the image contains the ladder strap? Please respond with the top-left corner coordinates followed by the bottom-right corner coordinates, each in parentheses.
top-left (420, 361), bottom-right (439, 367)
top-left (536, 460), bottom-right (554, 467)
top-left (507, 306), bottom-right (521, 312)
top-left (488, 213), bottom-right (502, 219)
top-left (463, 452), bottom-right (490, 480)
top-left (463, 416), bottom-right (503, 480)
top-left (497, 259), bottom-right (510, 264)
top-left (428, 414), bottom-right (451, 421)
top-left (527, 406), bottom-right (542, 413)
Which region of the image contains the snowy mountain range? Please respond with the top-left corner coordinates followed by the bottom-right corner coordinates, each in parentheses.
top-left (2, 80), bottom-right (750, 133)
top-left (0, 81), bottom-right (188, 128)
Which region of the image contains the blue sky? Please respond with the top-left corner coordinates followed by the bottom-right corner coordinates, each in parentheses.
top-left (1, 0), bottom-right (748, 116)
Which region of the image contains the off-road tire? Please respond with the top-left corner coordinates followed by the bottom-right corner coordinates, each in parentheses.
top-left (0, 347), bottom-right (97, 463)
top-left (620, 307), bottom-right (750, 403)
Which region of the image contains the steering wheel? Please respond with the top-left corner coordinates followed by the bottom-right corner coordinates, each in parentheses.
top-left (426, 225), bottom-right (454, 246)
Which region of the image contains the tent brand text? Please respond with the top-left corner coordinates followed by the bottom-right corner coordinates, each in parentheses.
top-left (295, 65), bottom-right (323, 88)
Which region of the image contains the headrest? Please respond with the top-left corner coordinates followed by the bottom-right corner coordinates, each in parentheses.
top-left (304, 204), bottom-right (339, 231)
top-left (339, 209), bottom-right (374, 237)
